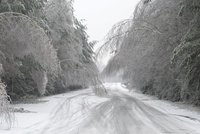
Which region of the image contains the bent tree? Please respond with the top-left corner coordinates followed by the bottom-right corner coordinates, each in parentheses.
top-left (0, 12), bottom-right (58, 99)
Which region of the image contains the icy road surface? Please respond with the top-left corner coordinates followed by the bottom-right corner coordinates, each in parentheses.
top-left (1, 83), bottom-right (200, 134)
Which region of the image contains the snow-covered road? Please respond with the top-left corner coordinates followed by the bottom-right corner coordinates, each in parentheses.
top-left (1, 83), bottom-right (200, 134)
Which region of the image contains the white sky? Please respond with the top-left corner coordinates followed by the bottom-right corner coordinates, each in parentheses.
top-left (74, 0), bottom-right (140, 42)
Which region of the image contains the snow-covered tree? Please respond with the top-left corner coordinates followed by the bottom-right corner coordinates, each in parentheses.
top-left (101, 0), bottom-right (200, 104)
top-left (0, 12), bottom-right (58, 99)
top-left (45, 0), bottom-right (100, 93)
top-left (172, 0), bottom-right (200, 105)
top-left (0, 80), bottom-right (13, 129)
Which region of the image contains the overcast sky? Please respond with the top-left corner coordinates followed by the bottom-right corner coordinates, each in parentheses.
top-left (74, 0), bottom-right (140, 42)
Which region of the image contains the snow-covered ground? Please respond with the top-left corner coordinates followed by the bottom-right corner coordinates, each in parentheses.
top-left (1, 83), bottom-right (200, 134)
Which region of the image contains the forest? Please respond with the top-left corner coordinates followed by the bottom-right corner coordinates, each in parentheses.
top-left (1, 0), bottom-right (200, 133)
top-left (100, 0), bottom-right (200, 106)
top-left (0, 0), bottom-right (99, 100)
top-left (0, 0), bottom-right (100, 126)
